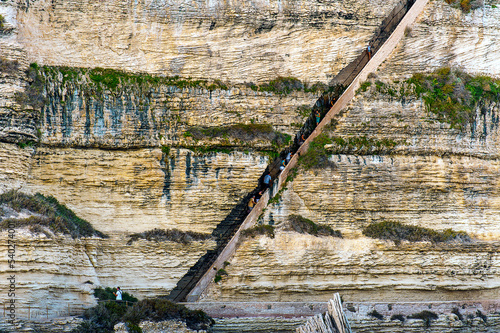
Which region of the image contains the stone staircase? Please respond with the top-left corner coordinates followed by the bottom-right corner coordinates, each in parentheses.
top-left (167, 0), bottom-right (429, 303)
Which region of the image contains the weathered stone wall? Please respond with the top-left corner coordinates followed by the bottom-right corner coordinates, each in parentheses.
top-left (14, 0), bottom-right (400, 84)
top-left (210, 313), bottom-right (500, 332)
top-left (377, 0), bottom-right (500, 80)
top-left (202, 0), bottom-right (500, 303)
top-left (0, 230), bottom-right (215, 312)
top-left (203, 95), bottom-right (500, 302)
top-left (21, 146), bottom-right (268, 234)
top-left (204, 233), bottom-right (500, 302)
top-left (37, 69), bottom-right (313, 149)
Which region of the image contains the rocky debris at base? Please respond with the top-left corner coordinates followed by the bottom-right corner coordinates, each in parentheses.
top-left (114, 320), bottom-right (207, 333)
top-left (0, 317), bottom-right (83, 332)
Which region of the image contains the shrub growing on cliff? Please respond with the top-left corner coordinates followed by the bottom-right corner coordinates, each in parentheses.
top-left (362, 221), bottom-right (471, 245)
top-left (298, 133), bottom-right (335, 170)
top-left (0, 190), bottom-right (107, 238)
top-left (14, 63), bottom-right (47, 109)
top-left (408, 68), bottom-right (500, 131)
top-left (94, 287), bottom-right (138, 303)
top-left (73, 301), bottom-right (130, 333)
top-left (74, 295), bottom-right (213, 333)
top-left (127, 228), bottom-right (211, 245)
top-left (214, 268), bottom-right (228, 283)
top-left (122, 298), bottom-right (214, 331)
top-left (0, 15), bottom-right (5, 31)
top-left (286, 215), bottom-right (342, 238)
top-left (242, 224), bottom-right (275, 239)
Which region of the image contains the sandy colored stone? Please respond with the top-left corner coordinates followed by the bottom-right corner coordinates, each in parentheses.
top-left (204, 233), bottom-right (500, 302)
top-left (13, 0), bottom-right (400, 84)
top-left (0, 230), bottom-right (215, 312)
top-left (22, 147), bottom-right (268, 234)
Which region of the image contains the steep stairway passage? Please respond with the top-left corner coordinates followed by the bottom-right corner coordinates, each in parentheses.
top-left (167, 0), bottom-right (429, 303)
top-left (166, 192), bottom-right (254, 302)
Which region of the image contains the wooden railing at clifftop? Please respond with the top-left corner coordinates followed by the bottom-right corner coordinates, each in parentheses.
top-left (180, 0), bottom-right (430, 302)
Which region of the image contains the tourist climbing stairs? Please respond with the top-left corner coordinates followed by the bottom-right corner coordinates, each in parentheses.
top-left (167, 0), bottom-right (429, 302)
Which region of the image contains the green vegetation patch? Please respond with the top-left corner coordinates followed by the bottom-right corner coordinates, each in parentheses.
top-left (73, 291), bottom-right (213, 333)
top-left (298, 133), bottom-right (335, 170)
top-left (0, 14), bottom-right (5, 31)
top-left (268, 187), bottom-right (287, 206)
top-left (127, 228), bottom-right (212, 245)
top-left (122, 298), bottom-right (214, 332)
top-left (73, 300), bottom-right (132, 333)
top-left (0, 190), bottom-right (106, 238)
top-left (286, 215), bottom-right (342, 237)
top-left (444, 0), bottom-right (474, 12)
top-left (362, 221), bottom-right (471, 245)
top-left (329, 136), bottom-right (403, 154)
top-left (249, 76), bottom-right (328, 95)
top-left (408, 67), bottom-right (500, 131)
top-left (357, 81), bottom-right (372, 93)
top-left (86, 67), bottom-right (219, 91)
top-left (214, 268), bottom-right (228, 283)
top-left (242, 224), bottom-right (275, 239)
top-left (14, 63), bottom-right (47, 109)
top-left (94, 287), bottom-right (138, 303)
top-left (184, 123), bottom-right (291, 149)
top-left (18, 64), bottom-right (232, 108)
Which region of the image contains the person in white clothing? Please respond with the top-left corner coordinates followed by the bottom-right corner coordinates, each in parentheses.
top-left (113, 286), bottom-right (122, 301)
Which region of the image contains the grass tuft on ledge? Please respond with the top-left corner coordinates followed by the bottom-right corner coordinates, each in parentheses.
top-left (408, 67), bottom-right (500, 131)
top-left (0, 190), bottom-right (106, 238)
top-left (242, 224), bottom-right (275, 239)
top-left (127, 228), bottom-right (212, 245)
top-left (184, 123), bottom-right (291, 149)
top-left (362, 221), bottom-right (471, 245)
top-left (298, 133), bottom-right (335, 170)
top-left (408, 310), bottom-right (438, 328)
top-left (286, 215), bottom-right (342, 238)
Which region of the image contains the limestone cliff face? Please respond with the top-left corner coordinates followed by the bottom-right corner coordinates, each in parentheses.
top-left (378, 0), bottom-right (500, 79)
top-left (2, 0), bottom-right (500, 323)
top-left (0, 141), bottom-right (263, 310)
top-left (256, 155), bottom-right (500, 240)
top-left (24, 146), bottom-right (268, 234)
top-left (204, 232), bottom-right (500, 302)
top-left (14, 0), bottom-right (400, 84)
top-left (0, 230), bottom-right (215, 312)
top-left (0, 0), bottom-right (399, 310)
top-left (36, 67), bottom-right (313, 149)
top-left (202, 0), bottom-right (500, 303)
top-left (203, 92), bottom-right (500, 302)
